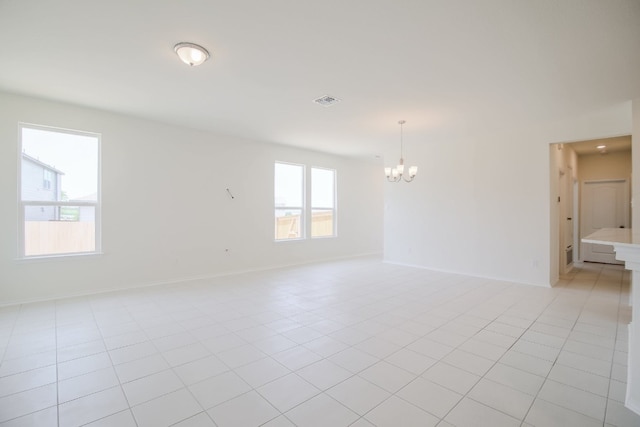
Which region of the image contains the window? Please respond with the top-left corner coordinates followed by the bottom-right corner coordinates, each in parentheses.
top-left (274, 162), bottom-right (304, 240)
top-left (43, 169), bottom-right (52, 190)
top-left (274, 162), bottom-right (337, 240)
top-left (19, 124), bottom-right (100, 257)
top-left (311, 167), bottom-right (336, 238)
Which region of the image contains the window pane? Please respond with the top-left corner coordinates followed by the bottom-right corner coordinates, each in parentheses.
top-left (22, 127), bottom-right (98, 202)
top-left (311, 168), bottom-right (334, 208)
top-left (24, 205), bottom-right (96, 256)
top-left (275, 209), bottom-right (302, 239)
top-left (311, 209), bottom-right (334, 237)
top-left (20, 125), bottom-right (100, 257)
top-left (275, 163), bottom-right (303, 207)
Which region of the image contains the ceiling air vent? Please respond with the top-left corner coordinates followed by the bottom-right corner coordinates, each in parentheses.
top-left (313, 95), bottom-right (341, 107)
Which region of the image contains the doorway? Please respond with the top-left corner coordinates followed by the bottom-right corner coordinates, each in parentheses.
top-left (550, 135), bottom-right (632, 283)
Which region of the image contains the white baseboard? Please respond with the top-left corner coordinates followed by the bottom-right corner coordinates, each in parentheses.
top-left (382, 259), bottom-right (551, 288)
top-left (0, 252), bottom-right (382, 307)
top-left (625, 397), bottom-right (640, 416)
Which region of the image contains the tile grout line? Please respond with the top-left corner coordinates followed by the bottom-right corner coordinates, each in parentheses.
top-left (602, 268), bottom-right (627, 427)
top-left (88, 294), bottom-right (140, 427)
top-left (340, 278), bottom-right (538, 425)
top-left (518, 264), bottom-right (611, 426)
top-left (1, 260), bottom-right (636, 427)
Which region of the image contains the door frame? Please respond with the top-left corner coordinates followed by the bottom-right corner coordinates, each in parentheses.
top-left (558, 166), bottom-right (576, 274)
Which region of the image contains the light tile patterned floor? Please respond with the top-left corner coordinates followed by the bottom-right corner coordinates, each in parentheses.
top-left (1, 258), bottom-right (639, 426)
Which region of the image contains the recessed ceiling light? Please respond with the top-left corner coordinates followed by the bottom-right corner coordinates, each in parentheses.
top-left (596, 145), bottom-right (606, 149)
top-left (174, 42), bottom-right (210, 67)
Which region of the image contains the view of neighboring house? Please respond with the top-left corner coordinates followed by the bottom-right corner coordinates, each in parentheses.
top-left (72, 192), bottom-right (97, 222)
top-left (21, 151), bottom-right (96, 256)
top-left (21, 152), bottom-right (64, 221)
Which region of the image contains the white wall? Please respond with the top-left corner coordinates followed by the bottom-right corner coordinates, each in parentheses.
top-left (579, 149), bottom-right (632, 182)
top-left (0, 92), bottom-right (383, 305)
top-left (385, 102), bottom-right (633, 286)
top-left (629, 98), bottom-right (640, 415)
top-left (0, 90), bottom-right (633, 304)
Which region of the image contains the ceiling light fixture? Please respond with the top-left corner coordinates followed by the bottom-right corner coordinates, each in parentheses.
top-left (596, 145), bottom-right (606, 149)
top-left (385, 120), bottom-right (418, 182)
top-left (174, 42), bottom-right (210, 66)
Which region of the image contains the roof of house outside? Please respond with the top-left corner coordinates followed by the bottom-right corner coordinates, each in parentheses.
top-left (22, 152), bottom-right (65, 175)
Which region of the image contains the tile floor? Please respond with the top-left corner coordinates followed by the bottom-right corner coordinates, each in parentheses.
top-left (1, 258), bottom-right (640, 426)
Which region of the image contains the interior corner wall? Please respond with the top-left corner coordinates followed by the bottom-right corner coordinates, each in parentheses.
top-left (384, 102), bottom-right (633, 287)
top-left (633, 99), bottom-right (640, 229)
top-left (0, 92), bottom-right (384, 305)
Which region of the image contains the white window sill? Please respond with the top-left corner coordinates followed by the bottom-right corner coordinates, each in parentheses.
top-left (15, 252), bottom-right (104, 263)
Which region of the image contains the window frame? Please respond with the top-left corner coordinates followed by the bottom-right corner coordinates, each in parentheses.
top-left (18, 123), bottom-right (102, 259)
top-left (274, 161), bottom-right (306, 241)
top-left (310, 166), bottom-right (337, 238)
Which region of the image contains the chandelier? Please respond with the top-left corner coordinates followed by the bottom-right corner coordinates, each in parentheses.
top-left (385, 120), bottom-right (418, 182)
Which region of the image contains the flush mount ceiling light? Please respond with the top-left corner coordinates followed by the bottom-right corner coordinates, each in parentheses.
top-left (174, 42), bottom-right (210, 66)
top-left (385, 120), bottom-right (418, 183)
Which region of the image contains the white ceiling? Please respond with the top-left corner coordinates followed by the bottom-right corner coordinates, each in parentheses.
top-left (1, 0), bottom-right (639, 157)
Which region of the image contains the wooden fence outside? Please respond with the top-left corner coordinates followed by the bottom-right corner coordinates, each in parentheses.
top-left (25, 221), bottom-right (95, 256)
top-left (26, 212), bottom-right (331, 255)
top-left (275, 211), bottom-right (333, 239)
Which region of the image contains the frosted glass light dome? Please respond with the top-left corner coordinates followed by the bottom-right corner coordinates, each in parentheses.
top-left (174, 42), bottom-right (210, 66)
